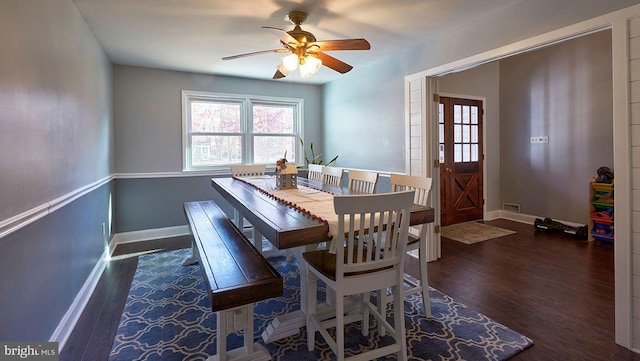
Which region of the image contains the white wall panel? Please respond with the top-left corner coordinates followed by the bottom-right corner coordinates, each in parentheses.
top-left (633, 146), bottom-right (640, 168)
top-left (632, 102), bottom-right (640, 124)
top-left (632, 19), bottom-right (640, 313)
top-left (631, 81), bottom-right (640, 103)
top-left (631, 59), bottom-right (640, 81)
top-left (630, 37), bottom-right (640, 58)
top-left (634, 210), bottom-right (640, 234)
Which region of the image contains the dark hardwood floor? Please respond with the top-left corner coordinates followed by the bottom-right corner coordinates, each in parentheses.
top-left (61, 220), bottom-right (639, 360)
top-left (59, 236), bottom-right (193, 361)
top-left (408, 219), bottom-right (639, 361)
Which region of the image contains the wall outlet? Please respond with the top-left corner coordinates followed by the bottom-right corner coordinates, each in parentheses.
top-left (530, 136), bottom-right (549, 144)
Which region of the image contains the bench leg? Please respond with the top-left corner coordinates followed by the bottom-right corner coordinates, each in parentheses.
top-left (182, 239), bottom-right (198, 266)
top-left (209, 304), bottom-right (271, 361)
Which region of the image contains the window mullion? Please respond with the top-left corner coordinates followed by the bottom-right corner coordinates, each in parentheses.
top-left (244, 99), bottom-right (253, 164)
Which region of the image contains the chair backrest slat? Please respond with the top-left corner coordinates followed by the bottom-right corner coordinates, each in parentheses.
top-left (347, 170), bottom-right (379, 194)
top-left (322, 166), bottom-right (343, 186)
top-left (390, 174), bottom-right (432, 206)
top-left (307, 164), bottom-right (324, 182)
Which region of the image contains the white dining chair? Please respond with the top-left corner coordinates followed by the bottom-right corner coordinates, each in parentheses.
top-left (307, 164), bottom-right (324, 182)
top-left (302, 190), bottom-right (414, 361)
top-left (347, 169), bottom-right (378, 194)
top-left (322, 166), bottom-right (343, 186)
top-left (378, 173), bottom-right (433, 321)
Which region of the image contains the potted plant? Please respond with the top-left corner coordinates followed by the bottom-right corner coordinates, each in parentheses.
top-left (299, 138), bottom-right (338, 166)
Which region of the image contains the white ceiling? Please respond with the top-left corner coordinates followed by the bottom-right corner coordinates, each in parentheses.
top-left (72, 0), bottom-right (640, 84)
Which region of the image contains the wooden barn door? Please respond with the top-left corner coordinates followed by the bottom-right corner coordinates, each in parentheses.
top-left (439, 96), bottom-right (484, 226)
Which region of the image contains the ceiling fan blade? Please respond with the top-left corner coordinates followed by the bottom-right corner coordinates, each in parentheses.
top-left (222, 48), bottom-right (289, 60)
top-left (308, 39), bottom-right (371, 51)
top-left (273, 69), bottom-right (287, 79)
top-left (262, 26), bottom-right (300, 47)
top-left (315, 52), bottom-right (353, 74)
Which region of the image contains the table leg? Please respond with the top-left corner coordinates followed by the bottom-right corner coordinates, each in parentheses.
top-left (261, 259), bottom-right (309, 343)
top-left (261, 254), bottom-right (360, 344)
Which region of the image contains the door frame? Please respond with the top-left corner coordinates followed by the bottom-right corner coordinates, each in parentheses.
top-left (404, 10), bottom-right (633, 348)
top-left (438, 92), bottom-right (487, 225)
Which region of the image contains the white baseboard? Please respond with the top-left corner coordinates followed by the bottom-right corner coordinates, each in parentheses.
top-left (496, 210), bottom-right (538, 225)
top-left (109, 225), bottom-right (191, 254)
top-left (51, 247), bottom-right (109, 351)
top-left (487, 210), bottom-right (586, 227)
top-left (484, 210), bottom-right (504, 221)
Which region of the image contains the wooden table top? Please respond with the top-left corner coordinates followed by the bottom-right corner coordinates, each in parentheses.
top-left (211, 176), bottom-right (434, 250)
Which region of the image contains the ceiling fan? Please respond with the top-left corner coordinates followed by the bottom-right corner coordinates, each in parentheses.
top-left (222, 11), bottom-right (371, 79)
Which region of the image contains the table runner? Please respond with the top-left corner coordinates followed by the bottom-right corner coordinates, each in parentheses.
top-left (235, 176), bottom-right (368, 253)
top-left (236, 175), bottom-right (337, 220)
top-left (235, 175), bottom-right (337, 231)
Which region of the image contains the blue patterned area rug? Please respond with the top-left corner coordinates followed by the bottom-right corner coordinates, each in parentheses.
top-left (109, 248), bottom-right (533, 360)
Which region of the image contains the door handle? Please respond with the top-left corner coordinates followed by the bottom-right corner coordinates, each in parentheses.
top-left (445, 167), bottom-right (452, 172)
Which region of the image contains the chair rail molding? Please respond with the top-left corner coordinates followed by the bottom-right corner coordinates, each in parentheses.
top-left (0, 175), bottom-right (113, 239)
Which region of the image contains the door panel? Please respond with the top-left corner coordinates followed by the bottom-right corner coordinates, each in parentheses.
top-left (439, 97), bottom-right (483, 226)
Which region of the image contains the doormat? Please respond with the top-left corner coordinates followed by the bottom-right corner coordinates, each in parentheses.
top-left (442, 222), bottom-right (516, 244)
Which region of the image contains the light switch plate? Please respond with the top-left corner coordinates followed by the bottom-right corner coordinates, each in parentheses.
top-left (531, 136), bottom-right (549, 144)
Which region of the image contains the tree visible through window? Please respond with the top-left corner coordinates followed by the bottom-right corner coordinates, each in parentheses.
top-left (182, 91), bottom-right (303, 170)
top-left (253, 104), bottom-right (296, 164)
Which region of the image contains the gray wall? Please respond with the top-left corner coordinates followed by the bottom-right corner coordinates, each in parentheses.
top-left (500, 30), bottom-right (613, 224)
top-left (439, 62), bottom-right (501, 212)
top-left (322, 0), bottom-right (635, 174)
top-left (1, 1), bottom-right (113, 220)
top-left (113, 65), bottom-right (323, 173)
top-left (115, 176), bottom-right (227, 232)
top-left (0, 183), bottom-right (113, 340)
top-left (0, 1), bottom-right (112, 341)
top-left (323, 61), bottom-right (408, 172)
top-left (112, 66), bottom-right (323, 232)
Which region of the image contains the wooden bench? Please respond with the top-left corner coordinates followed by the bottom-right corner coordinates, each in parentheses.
top-left (183, 201), bottom-right (283, 361)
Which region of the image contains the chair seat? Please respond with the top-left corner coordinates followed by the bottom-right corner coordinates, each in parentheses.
top-left (407, 233), bottom-right (420, 246)
top-left (303, 246), bottom-right (388, 281)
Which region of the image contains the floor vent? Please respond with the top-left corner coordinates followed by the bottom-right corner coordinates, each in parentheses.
top-left (502, 203), bottom-right (521, 212)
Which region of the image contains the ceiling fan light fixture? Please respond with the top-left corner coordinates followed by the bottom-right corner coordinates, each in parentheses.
top-left (299, 56), bottom-right (322, 78)
top-left (223, 10), bottom-right (369, 80)
top-left (282, 53), bottom-right (299, 71)
top-left (276, 62), bottom-right (289, 76)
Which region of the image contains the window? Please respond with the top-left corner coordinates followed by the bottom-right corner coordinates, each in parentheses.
top-left (452, 104), bottom-right (479, 163)
top-left (182, 91), bottom-right (303, 171)
top-left (438, 101), bottom-right (480, 164)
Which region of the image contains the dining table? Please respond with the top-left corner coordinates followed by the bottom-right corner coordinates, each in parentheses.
top-left (210, 175), bottom-right (435, 343)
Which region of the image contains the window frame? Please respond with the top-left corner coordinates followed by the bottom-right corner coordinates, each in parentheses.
top-left (181, 90), bottom-right (304, 172)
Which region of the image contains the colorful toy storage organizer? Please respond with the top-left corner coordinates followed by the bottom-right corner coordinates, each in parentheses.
top-left (589, 181), bottom-right (614, 242)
